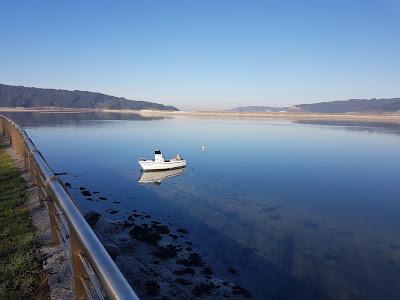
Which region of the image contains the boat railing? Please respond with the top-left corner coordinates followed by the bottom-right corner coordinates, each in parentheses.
top-left (0, 115), bottom-right (139, 300)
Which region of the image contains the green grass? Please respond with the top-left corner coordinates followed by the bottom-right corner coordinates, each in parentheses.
top-left (0, 137), bottom-right (44, 299)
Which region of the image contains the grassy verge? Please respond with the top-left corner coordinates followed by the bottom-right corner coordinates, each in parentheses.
top-left (0, 137), bottom-right (45, 299)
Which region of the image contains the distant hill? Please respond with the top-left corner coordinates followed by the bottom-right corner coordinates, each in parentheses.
top-left (290, 98), bottom-right (400, 113)
top-left (0, 84), bottom-right (178, 111)
top-left (228, 106), bottom-right (288, 113)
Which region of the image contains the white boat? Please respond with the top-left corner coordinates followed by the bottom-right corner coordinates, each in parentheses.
top-left (138, 168), bottom-right (184, 185)
top-left (138, 150), bottom-right (186, 171)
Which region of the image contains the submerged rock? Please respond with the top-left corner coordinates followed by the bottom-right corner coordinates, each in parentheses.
top-left (231, 284), bottom-right (251, 298)
top-left (269, 213), bottom-right (282, 220)
top-left (99, 196), bottom-right (107, 200)
top-left (173, 267), bottom-right (195, 275)
top-left (152, 244), bottom-right (181, 260)
top-left (228, 267), bottom-right (238, 275)
top-left (145, 280), bottom-right (160, 296)
top-left (177, 228), bottom-right (188, 234)
top-left (85, 212), bottom-right (101, 227)
top-left (202, 266), bottom-right (213, 275)
top-left (150, 224), bottom-right (170, 235)
top-left (81, 190), bottom-right (91, 197)
top-left (192, 282), bottom-right (217, 297)
top-left (176, 278), bottom-right (193, 286)
top-left (177, 253), bottom-right (205, 267)
top-left (304, 220), bottom-right (319, 228)
top-left (129, 225), bottom-right (161, 245)
top-left (169, 234), bottom-right (178, 240)
top-left (325, 252), bottom-right (338, 261)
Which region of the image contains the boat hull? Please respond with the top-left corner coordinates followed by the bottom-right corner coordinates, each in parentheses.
top-left (138, 160), bottom-right (186, 171)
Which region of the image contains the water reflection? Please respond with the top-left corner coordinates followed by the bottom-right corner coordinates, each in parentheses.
top-left (138, 168), bottom-right (185, 185)
top-left (294, 119), bottom-right (400, 135)
top-left (1, 111), bottom-right (165, 127)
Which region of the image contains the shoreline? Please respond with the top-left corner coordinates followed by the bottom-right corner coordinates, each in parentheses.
top-left (1, 107), bottom-right (400, 123)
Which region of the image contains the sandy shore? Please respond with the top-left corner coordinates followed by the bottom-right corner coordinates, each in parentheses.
top-left (1, 107), bottom-right (400, 123)
top-left (106, 109), bottom-right (400, 123)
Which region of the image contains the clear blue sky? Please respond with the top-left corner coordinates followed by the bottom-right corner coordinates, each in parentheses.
top-left (1, 0), bottom-right (399, 110)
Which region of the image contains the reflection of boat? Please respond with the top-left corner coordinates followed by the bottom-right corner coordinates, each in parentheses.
top-left (138, 168), bottom-right (184, 185)
top-left (138, 150), bottom-right (186, 171)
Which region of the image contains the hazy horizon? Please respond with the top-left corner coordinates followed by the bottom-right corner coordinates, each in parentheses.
top-left (1, 1), bottom-right (399, 110)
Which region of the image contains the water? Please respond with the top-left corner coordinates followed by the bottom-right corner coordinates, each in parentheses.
top-left (4, 112), bottom-right (400, 299)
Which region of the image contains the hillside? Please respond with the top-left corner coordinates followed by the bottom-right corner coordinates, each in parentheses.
top-left (0, 84), bottom-right (178, 111)
top-left (291, 98), bottom-right (400, 113)
top-left (228, 106), bottom-right (288, 112)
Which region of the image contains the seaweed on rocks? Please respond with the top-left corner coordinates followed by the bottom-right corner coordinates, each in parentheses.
top-left (202, 266), bottom-right (213, 275)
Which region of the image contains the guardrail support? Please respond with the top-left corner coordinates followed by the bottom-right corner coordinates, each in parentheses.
top-left (48, 199), bottom-right (60, 246)
top-left (71, 231), bottom-right (88, 299)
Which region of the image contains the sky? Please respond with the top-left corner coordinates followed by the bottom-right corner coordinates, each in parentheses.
top-left (1, 0), bottom-right (399, 111)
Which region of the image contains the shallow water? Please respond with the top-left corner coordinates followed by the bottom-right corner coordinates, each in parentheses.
top-left (4, 112), bottom-right (400, 299)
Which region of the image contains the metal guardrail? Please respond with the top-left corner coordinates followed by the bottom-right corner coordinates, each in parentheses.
top-left (0, 115), bottom-right (139, 300)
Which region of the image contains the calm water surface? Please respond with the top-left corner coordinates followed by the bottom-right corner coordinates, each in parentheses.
top-left (5, 112), bottom-right (400, 299)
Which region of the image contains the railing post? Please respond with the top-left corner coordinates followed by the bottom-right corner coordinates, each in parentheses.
top-left (48, 199), bottom-right (60, 246)
top-left (71, 231), bottom-right (88, 300)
